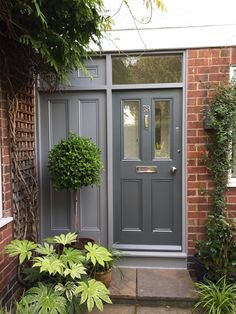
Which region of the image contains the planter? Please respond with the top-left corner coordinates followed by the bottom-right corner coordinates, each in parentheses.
top-left (55, 237), bottom-right (95, 253)
top-left (93, 268), bottom-right (112, 288)
top-left (77, 237), bottom-right (95, 249)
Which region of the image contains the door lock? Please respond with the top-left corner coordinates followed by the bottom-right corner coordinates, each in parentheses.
top-left (171, 166), bottom-right (177, 174)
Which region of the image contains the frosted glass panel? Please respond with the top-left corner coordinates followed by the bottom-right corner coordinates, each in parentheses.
top-left (123, 100), bottom-right (140, 159)
top-left (155, 101), bottom-right (170, 158)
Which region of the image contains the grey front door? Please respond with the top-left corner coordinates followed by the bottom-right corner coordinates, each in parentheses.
top-left (113, 90), bottom-right (182, 250)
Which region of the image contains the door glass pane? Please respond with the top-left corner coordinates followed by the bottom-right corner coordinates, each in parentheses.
top-left (112, 54), bottom-right (182, 84)
top-left (155, 101), bottom-right (170, 158)
top-left (123, 100), bottom-right (140, 159)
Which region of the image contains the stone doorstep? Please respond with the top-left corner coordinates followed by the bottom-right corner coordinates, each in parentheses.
top-left (109, 268), bottom-right (198, 307)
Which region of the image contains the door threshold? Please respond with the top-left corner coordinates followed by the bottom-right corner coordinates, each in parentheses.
top-left (117, 254), bottom-right (187, 269)
top-left (113, 244), bottom-right (182, 251)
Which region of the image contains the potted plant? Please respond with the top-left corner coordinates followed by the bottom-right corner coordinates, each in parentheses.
top-left (84, 242), bottom-right (121, 288)
top-left (48, 132), bottom-right (103, 235)
top-left (5, 232), bottom-right (112, 313)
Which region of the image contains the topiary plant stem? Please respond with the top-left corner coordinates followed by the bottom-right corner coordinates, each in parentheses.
top-left (73, 189), bottom-right (79, 232)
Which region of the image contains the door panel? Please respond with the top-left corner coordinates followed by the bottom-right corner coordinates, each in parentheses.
top-left (39, 92), bottom-right (107, 244)
top-left (113, 90), bottom-right (182, 249)
top-left (121, 179), bottom-right (143, 231)
top-left (151, 179), bottom-right (173, 231)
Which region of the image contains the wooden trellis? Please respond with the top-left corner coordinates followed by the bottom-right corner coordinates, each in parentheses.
top-left (9, 82), bottom-right (38, 241)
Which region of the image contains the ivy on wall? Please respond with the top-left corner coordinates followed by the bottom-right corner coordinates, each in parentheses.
top-left (195, 84), bottom-right (236, 282)
top-left (206, 84), bottom-right (236, 214)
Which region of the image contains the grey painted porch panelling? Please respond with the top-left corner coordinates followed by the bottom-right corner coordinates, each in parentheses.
top-left (37, 53), bottom-right (187, 266)
top-left (38, 92), bottom-right (107, 244)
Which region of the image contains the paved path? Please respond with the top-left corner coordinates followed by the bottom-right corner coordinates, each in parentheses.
top-left (89, 304), bottom-right (195, 313)
top-left (86, 268), bottom-right (199, 313)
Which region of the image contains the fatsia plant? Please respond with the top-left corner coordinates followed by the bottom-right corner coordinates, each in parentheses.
top-left (17, 283), bottom-right (67, 314)
top-left (85, 242), bottom-right (112, 270)
top-left (5, 240), bottom-right (37, 264)
top-left (50, 232), bottom-right (78, 246)
top-left (76, 279), bottom-right (112, 312)
top-left (5, 232), bottom-right (112, 313)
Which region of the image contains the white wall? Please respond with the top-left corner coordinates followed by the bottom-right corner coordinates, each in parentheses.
top-left (100, 0), bottom-right (236, 51)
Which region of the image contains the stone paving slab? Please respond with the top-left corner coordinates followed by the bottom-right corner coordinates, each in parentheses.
top-left (88, 304), bottom-right (196, 314)
top-left (109, 268), bottom-right (136, 300)
top-left (89, 304), bottom-right (136, 314)
top-left (137, 269), bottom-right (198, 303)
top-left (137, 305), bottom-right (195, 314)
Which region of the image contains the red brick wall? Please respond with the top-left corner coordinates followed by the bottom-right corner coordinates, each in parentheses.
top-left (0, 77), bottom-right (18, 303)
top-left (187, 47), bottom-right (236, 255)
top-left (0, 223), bottom-right (19, 302)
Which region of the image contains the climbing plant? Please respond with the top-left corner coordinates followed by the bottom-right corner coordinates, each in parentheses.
top-left (195, 83), bottom-right (236, 282)
top-left (0, 0), bottom-right (111, 88)
top-left (206, 84), bottom-right (236, 214)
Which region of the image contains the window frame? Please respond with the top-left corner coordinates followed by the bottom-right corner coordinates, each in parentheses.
top-left (228, 65), bottom-right (236, 187)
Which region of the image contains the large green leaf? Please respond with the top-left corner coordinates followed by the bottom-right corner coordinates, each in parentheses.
top-left (51, 233), bottom-right (78, 246)
top-left (64, 262), bottom-right (86, 280)
top-left (18, 283), bottom-right (67, 314)
top-left (85, 242), bottom-right (112, 267)
top-left (35, 242), bottom-right (55, 255)
top-left (33, 255), bottom-right (64, 275)
top-left (76, 279), bottom-right (112, 312)
top-left (54, 281), bottom-right (78, 302)
top-left (60, 247), bottom-right (85, 265)
top-left (5, 239), bottom-right (37, 264)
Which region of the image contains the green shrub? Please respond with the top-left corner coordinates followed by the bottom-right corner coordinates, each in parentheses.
top-left (48, 132), bottom-right (102, 191)
top-left (195, 214), bottom-right (236, 282)
top-left (194, 277), bottom-right (236, 314)
top-left (48, 132), bottom-right (103, 231)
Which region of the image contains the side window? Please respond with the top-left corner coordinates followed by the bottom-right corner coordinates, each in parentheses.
top-left (229, 66), bottom-right (236, 186)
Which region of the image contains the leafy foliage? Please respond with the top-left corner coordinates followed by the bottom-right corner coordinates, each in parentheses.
top-left (144, 0), bottom-right (166, 11)
top-left (48, 132), bottom-right (103, 191)
top-left (18, 283), bottom-right (67, 314)
top-left (195, 215), bottom-right (236, 282)
top-left (33, 255), bottom-right (64, 275)
top-left (195, 84), bottom-right (236, 282)
top-left (64, 262), bottom-right (86, 280)
top-left (76, 279), bottom-right (112, 312)
top-left (194, 277), bottom-right (236, 314)
top-left (51, 232), bottom-right (78, 246)
top-left (60, 247), bottom-right (85, 265)
top-left (35, 242), bottom-right (55, 255)
top-left (54, 282), bottom-right (78, 302)
top-left (5, 233), bottom-right (113, 313)
top-left (0, 304), bottom-right (11, 314)
top-left (5, 239), bottom-right (37, 264)
top-left (206, 84), bottom-right (236, 214)
top-left (0, 0), bottom-right (111, 86)
top-left (85, 242), bottom-right (112, 268)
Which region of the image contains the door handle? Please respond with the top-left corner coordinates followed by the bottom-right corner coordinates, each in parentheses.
top-left (171, 166), bottom-right (177, 174)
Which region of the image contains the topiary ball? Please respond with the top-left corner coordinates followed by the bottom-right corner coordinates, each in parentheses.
top-left (48, 132), bottom-right (103, 190)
